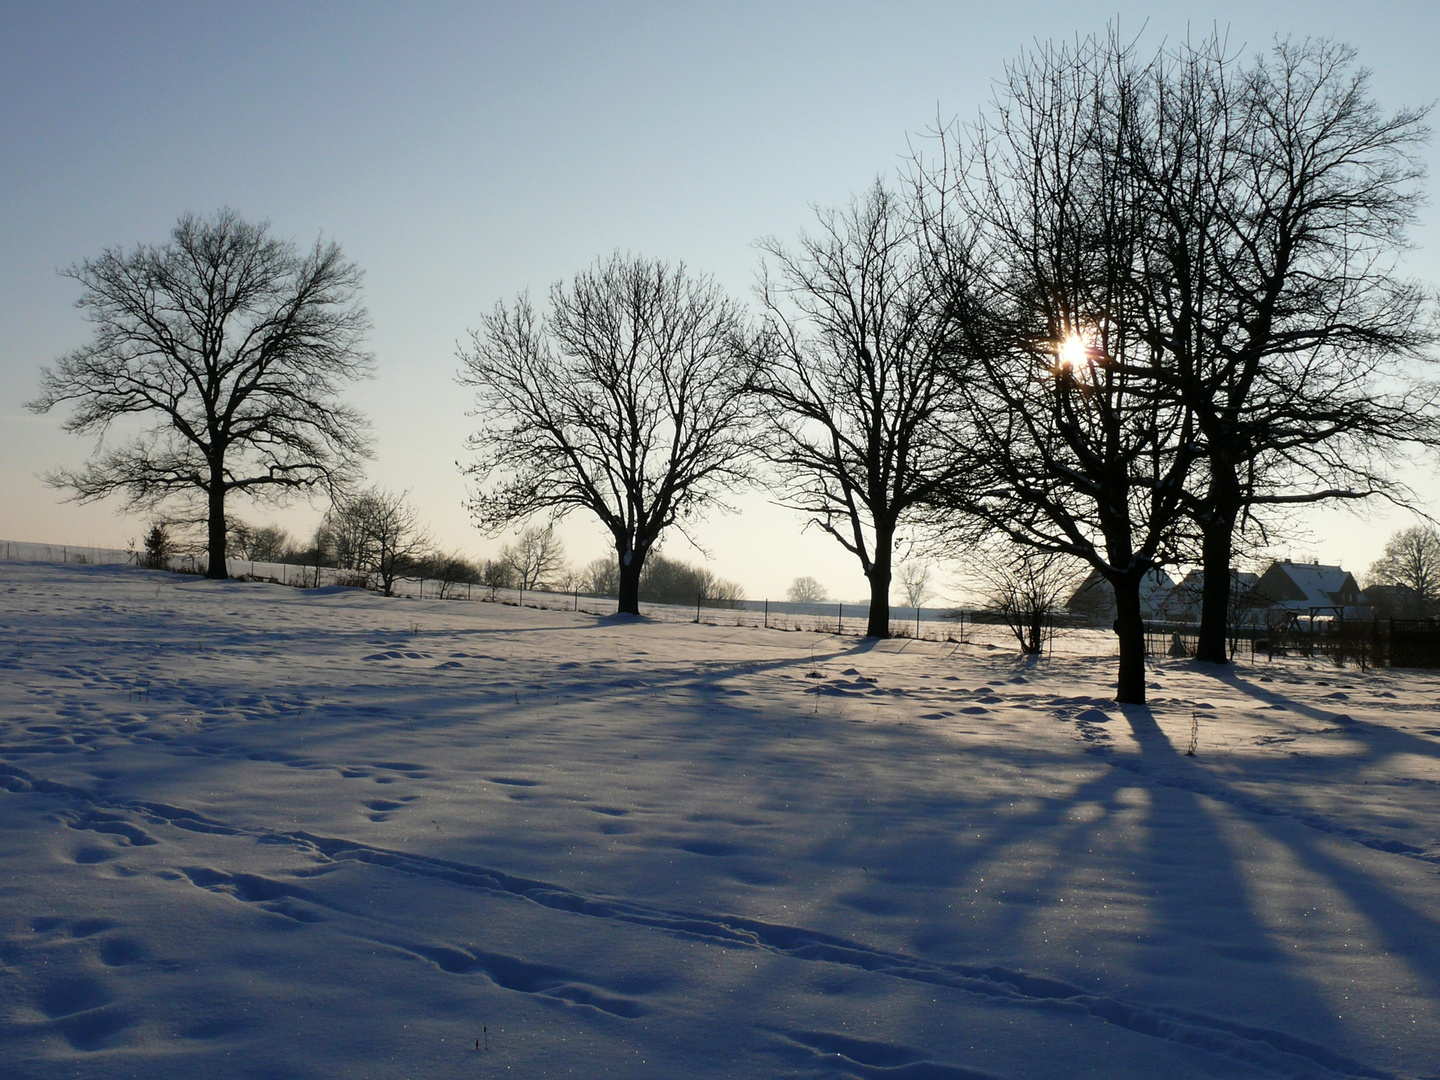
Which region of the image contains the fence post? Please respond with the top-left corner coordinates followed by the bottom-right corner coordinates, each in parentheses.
top-left (764, 599), bottom-right (768, 628)
top-left (695, 591), bottom-right (703, 624)
top-left (574, 587), bottom-right (578, 611)
top-left (838, 602), bottom-right (843, 635)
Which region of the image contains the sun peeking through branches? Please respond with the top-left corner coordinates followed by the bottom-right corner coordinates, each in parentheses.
top-left (1055, 331), bottom-right (1101, 378)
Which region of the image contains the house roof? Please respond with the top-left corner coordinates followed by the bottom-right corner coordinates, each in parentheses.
top-left (1174, 569), bottom-right (1260, 592)
top-left (1257, 560), bottom-right (1367, 612)
top-left (1068, 567), bottom-right (1176, 615)
top-left (1163, 569), bottom-right (1263, 620)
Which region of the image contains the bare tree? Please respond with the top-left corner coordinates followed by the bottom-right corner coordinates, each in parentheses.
top-left (1127, 37), bottom-right (1438, 662)
top-left (636, 552), bottom-right (743, 606)
top-left (416, 551), bottom-right (481, 600)
top-left (1366, 525), bottom-right (1440, 617)
top-left (459, 254), bottom-right (756, 615)
top-left (229, 522), bottom-right (290, 563)
top-left (500, 524), bottom-right (567, 591)
top-left (284, 522), bottom-right (336, 588)
top-left (752, 182), bottom-right (980, 637)
top-left (480, 558), bottom-right (516, 599)
top-left (27, 209), bottom-right (373, 579)
top-left (786, 576), bottom-right (829, 604)
top-left (326, 488), bottom-right (431, 597)
top-left (926, 33), bottom-right (1201, 703)
top-left (970, 543), bottom-right (1082, 655)
top-left (580, 557), bottom-right (619, 597)
top-left (896, 562), bottom-right (932, 610)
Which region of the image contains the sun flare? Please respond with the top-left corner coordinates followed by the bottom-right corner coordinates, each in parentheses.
top-left (1057, 334), bottom-right (1088, 371)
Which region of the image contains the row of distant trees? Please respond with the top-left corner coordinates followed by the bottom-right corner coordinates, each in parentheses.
top-left (28, 31), bottom-right (1439, 704)
top-left (159, 508), bottom-right (746, 608)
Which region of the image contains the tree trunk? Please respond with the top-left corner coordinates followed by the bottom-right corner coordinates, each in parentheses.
top-left (205, 475), bottom-right (229, 580)
top-left (1195, 469), bottom-right (1242, 664)
top-left (1025, 608), bottom-right (1043, 654)
top-left (1195, 516), bottom-right (1236, 663)
top-left (865, 536), bottom-right (893, 638)
top-left (616, 545), bottom-right (644, 616)
top-left (1113, 574), bottom-right (1147, 704)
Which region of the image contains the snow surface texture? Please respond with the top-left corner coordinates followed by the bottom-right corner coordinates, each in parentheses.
top-left (1, 563), bottom-right (1438, 1080)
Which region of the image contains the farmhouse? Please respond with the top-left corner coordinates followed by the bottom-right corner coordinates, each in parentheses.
top-left (1066, 567), bottom-right (1176, 625)
top-left (1254, 558), bottom-right (1371, 628)
top-left (1162, 569), bottom-right (1263, 626)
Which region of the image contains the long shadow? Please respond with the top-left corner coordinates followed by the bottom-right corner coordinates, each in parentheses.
top-left (665, 686), bottom-right (1400, 1075)
top-left (13, 579), bottom-right (1437, 1077)
top-left (1105, 705), bottom-right (1416, 1066)
top-left (1201, 662), bottom-right (1440, 770)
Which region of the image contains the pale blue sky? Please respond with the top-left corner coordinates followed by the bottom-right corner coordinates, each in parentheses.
top-left (3, 2), bottom-right (1437, 601)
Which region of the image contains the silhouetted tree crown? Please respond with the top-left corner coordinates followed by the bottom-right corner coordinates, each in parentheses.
top-left (27, 208), bottom-right (373, 579)
top-left (458, 253), bottom-right (757, 616)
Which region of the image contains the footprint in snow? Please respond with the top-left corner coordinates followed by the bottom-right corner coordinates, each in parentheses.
top-left (71, 844), bottom-right (117, 865)
top-left (97, 937), bottom-right (145, 967)
top-left (364, 796), bottom-right (417, 822)
top-left (64, 811), bottom-right (157, 848)
top-left (370, 761), bottom-right (429, 779)
top-left (775, 1029), bottom-right (989, 1079)
top-left (400, 942), bottom-right (649, 1019)
top-left (33, 973), bottom-right (135, 1051)
top-left (180, 867), bottom-right (329, 924)
top-left (678, 839), bottom-right (746, 858)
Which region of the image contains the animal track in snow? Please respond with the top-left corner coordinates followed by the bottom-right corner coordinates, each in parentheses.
top-left (392, 941), bottom-right (648, 1018)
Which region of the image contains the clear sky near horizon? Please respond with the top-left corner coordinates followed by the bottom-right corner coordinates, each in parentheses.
top-left (2, 1), bottom-right (1437, 604)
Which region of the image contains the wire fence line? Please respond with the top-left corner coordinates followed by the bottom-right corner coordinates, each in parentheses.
top-left (17, 539), bottom-right (1431, 665)
top-left (0, 539), bottom-right (1262, 655)
top-left (1, 538), bottom-right (1005, 644)
top-left (1, 540), bottom-right (138, 566)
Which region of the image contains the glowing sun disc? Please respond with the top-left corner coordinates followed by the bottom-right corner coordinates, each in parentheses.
top-left (1058, 334), bottom-right (1088, 371)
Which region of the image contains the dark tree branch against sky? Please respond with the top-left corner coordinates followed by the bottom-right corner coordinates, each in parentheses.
top-left (926, 33), bottom-right (1201, 704)
top-left (751, 181), bottom-right (981, 638)
top-left (457, 253), bottom-right (757, 616)
top-left (26, 209), bottom-right (372, 578)
top-left (1127, 35), bottom-right (1438, 662)
top-left (4, 6), bottom-right (1437, 604)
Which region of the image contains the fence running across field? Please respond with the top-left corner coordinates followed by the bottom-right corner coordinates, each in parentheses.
top-left (8, 539), bottom-right (1438, 666)
top-left (1, 540), bottom-right (138, 566)
top-left (1, 539), bottom-right (1012, 645)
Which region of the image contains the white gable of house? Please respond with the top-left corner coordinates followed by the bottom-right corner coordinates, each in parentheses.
top-left (1274, 563), bottom-right (1360, 607)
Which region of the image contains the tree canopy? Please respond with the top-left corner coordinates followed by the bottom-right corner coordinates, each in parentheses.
top-left (27, 208), bottom-right (373, 578)
top-left (459, 254), bottom-right (757, 615)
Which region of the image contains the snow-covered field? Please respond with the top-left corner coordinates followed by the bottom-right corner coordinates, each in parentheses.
top-left (1, 562), bottom-right (1438, 1079)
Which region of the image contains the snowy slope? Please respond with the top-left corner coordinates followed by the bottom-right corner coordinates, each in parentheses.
top-left (1, 562), bottom-right (1437, 1079)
